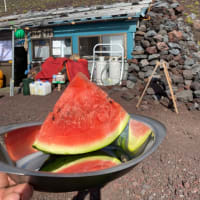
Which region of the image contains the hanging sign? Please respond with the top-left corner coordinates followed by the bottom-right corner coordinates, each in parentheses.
top-left (15, 39), bottom-right (25, 47)
top-left (30, 29), bottom-right (53, 39)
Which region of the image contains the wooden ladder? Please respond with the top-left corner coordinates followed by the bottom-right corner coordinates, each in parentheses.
top-left (136, 61), bottom-right (179, 114)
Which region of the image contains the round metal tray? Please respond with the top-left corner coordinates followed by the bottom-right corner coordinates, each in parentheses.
top-left (0, 114), bottom-right (166, 192)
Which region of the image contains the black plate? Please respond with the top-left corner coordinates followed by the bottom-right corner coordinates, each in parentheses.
top-left (0, 114), bottom-right (166, 192)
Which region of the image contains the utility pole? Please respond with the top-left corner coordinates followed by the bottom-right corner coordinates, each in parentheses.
top-left (4, 0), bottom-right (7, 12)
top-left (10, 28), bottom-right (15, 96)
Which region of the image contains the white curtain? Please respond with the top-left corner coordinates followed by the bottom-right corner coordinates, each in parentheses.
top-left (102, 35), bottom-right (124, 56)
top-left (0, 40), bottom-right (12, 61)
top-left (35, 46), bottom-right (49, 60)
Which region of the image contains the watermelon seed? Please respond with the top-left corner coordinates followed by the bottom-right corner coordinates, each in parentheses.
top-left (52, 115), bottom-right (55, 121)
top-left (57, 108), bottom-right (61, 113)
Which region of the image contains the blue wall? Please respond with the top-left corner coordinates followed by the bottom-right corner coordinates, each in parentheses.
top-left (53, 20), bottom-right (137, 59)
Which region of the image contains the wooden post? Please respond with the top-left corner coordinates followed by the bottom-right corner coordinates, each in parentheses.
top-left (136, 62), bottom-right (160, 108)
top-left (58, 83), bottom-right (61, 91)
top-left (163, 62), bottom-right (179, 114)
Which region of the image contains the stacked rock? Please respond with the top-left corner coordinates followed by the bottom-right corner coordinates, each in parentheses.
top-left (127, 0), bottom-right (200, 110)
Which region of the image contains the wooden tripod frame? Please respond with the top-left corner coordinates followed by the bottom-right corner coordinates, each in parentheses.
top-left (136, 61), bottom-right (179, 114)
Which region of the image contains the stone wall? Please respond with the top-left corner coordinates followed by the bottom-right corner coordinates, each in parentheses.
top-left (127, 0), bottom-right (200, 110)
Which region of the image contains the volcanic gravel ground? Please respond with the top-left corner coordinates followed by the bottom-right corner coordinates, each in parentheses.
top-left (0, 86), bottom-right (200, 200)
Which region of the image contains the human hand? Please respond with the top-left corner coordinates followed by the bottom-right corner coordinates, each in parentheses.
top-left (0, 172), bottom-right (33, 200)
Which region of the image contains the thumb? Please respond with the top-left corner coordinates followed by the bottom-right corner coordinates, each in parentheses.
top-left (2, 184), bottom-right (33, 200)
top-left (3, 192), bottom-right (20, 200)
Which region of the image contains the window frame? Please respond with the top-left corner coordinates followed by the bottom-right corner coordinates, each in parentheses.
top-left (78, 33), bottom-right (127, 58)
top-left (0, 39), bottom-right (13, 63)
top-left (31, 38), bottom-right (51, 61)
top-left (31, 37), bottom-right (73, 61)
top-left (78, 35), bottom-right (100, 57)
top-left (51, 37), bottom-right (73, 58)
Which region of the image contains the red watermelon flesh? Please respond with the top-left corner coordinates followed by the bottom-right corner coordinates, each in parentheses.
top-left (40, 153), bottom-right (121, 174)
top-left (33, 73), bottom-right (129, 155)
top-left (58, 159), bottom-right (117, 173)
top-left (5, 126), bottom-right (40, 161)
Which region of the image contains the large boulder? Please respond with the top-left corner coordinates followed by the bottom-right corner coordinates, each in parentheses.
top-left (157, 42), bottom-right (169, 51)
top-left (168, 30), bottom-right (183, 42)
top-left (190, 81), bottom-right (200, 91)
top-left (193, 20), bottom-right (200, 31)
top-left (194, 90), bottom-right (200, 98)
top-left (182, 70), bottom-right (193, 80)
top-left (176, 90), bottom-right (193, 102)
top-left (146, 46), bottom-right (158, 54)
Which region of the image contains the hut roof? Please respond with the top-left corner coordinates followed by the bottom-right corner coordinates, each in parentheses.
top-left (0, 0), bottom-right (152, 28)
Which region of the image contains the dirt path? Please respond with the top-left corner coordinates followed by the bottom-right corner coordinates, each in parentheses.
top-left (0, 87), bottom-right (200, 200)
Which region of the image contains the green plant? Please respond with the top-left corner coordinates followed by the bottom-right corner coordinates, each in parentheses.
top-left (194, 1), bottom-right (200, 6)
top-left (186, 16), bottom-right (193, 24)
top-left (186, 4), bottom-right (194, 8)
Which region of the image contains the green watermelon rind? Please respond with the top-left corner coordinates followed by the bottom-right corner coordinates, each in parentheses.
top-left (33, 113), bottom-right (130, 155)
top-left (113, 118), bottom-right (154, 157)
top-left (127, 120), bottom-right (152, 155)
top-left (40, 154), bottom-right (121, 173)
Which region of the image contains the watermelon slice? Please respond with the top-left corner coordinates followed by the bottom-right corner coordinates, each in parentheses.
top-left (40, 152), bottom-right (121, 174)
top-left (114, 118), bottom-right (153, 156)
top-left (33, 73), bottom-right (129, 155)
top-left (5, 126), bottom-right (40, 161)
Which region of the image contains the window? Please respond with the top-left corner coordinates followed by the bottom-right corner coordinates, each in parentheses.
top-left (102, 35), bottom-right (124, 57)
top-left (52, 38), bottom-right (72, 57)
top-left (32, 39), bottom-right (50, 60)
top-left (79, 36), bottom-right (99, 57)
top-left (0, 40), bottom-right (12, 61)
top-left (79, 34), bottom-right (126, 58)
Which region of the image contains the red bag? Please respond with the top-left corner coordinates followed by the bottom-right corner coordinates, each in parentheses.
top-left (66, 59), bottom-right (90, 81)
top-left (35, 57), bottom-right (68, 82)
